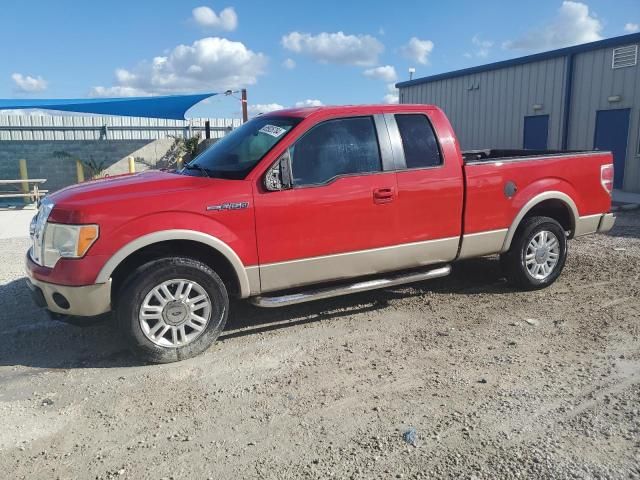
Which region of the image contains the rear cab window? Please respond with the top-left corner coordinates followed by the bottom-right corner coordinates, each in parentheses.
top-left (395, 114), bottom-right (443, 169)
top-left (290, 116), bottom-right (382, 187)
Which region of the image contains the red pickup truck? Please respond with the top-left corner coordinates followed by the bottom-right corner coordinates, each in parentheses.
top-left (26, 105), bottom-right (615, 362)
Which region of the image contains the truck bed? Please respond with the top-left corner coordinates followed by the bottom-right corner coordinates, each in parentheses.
top-left (462, 149), bottom-right (600, 163)
top-left (461, 150), bottom-right (613, 240)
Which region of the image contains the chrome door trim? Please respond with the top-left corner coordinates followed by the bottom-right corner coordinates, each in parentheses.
top-left (382, 113), bottom-right (407, 170)
top-left (373, 114), bottom-right (396, 172)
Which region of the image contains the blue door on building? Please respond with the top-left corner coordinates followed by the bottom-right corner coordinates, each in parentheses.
top-left (523, 115), bottom-right (549, 150)
top-left (594, 109), bottom-right (630, 190)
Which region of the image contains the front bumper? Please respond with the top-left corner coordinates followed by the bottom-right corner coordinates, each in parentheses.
top-left (25, 259), bottom-right (111, 317)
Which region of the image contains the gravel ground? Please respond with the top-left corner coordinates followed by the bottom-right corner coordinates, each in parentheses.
top-left (0, 212), bottom-right (639, 480)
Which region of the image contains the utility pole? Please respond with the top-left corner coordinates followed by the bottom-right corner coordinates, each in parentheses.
top-left (241, 89), bottom-right (248, 123)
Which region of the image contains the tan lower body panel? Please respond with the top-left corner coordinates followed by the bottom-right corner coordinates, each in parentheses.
top-left (575, 214), bottom-right (605, 236)
top-left (597, 213), bottom-right (616, 233)
top-left (458, 229), bottom-right (508, 259)
top-left (259, 237), bottom-right (459, 293)
top-left (245, 266), bottom-right (261, 296)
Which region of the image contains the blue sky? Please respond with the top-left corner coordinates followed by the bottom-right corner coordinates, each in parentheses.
top-left (1, 0), bottom-right (638, 118)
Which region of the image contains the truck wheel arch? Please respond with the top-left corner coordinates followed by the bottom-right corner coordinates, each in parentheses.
top-left (96, 230), bottom-right (256, 298)
top-left (501, 191), bottom-right (578, 253)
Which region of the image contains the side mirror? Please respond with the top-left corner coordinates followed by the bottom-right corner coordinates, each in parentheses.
top-left (264, 150), bottom-right (292, 191)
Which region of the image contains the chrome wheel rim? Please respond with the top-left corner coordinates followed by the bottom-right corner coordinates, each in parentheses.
top-left (525, 230), bottom-right (560, 280)
top-left (139, 279), bottom-right (211, 348)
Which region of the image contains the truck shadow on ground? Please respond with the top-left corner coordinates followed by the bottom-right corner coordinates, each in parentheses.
top-left (221, 257), bottom-right (509, 340)
top-left (0, 257), bottom-right (507, 370)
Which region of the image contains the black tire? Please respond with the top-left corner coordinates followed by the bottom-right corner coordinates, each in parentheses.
top-left (115, 257), bottom-right (228, 363)
top-left (501, 216), bottom-right (567, 290)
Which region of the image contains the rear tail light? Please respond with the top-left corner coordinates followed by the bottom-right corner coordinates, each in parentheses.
top-left (601, 164), bottom-right (614, 195)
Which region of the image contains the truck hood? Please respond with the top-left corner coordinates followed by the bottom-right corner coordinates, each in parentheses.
top-left (47, 170), bottom-right (249, 224)
top-left (49, 170), bottom-right (215, 206)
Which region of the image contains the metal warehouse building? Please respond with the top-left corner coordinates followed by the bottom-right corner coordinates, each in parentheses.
top-left (397, 33), bottom-right (640, 193)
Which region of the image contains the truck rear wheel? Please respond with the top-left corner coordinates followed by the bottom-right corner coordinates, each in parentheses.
top-left (115, 257), bottom-right (228, 363)
top-left (501, 216), bottom-right (567, 290)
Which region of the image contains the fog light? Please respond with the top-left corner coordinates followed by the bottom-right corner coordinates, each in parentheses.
top-left (52, 292), bottom-right (70, 310)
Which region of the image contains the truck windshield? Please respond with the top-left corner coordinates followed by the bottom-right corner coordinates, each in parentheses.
top-left (181, 116), bottom-right (301, 179)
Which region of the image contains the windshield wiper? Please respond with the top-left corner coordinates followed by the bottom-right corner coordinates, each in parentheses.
top-left (183, 163), bottom-right (210, 178)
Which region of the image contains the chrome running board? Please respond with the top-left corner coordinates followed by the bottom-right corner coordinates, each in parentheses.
top-left (250, 265), bottom-right (451, 308)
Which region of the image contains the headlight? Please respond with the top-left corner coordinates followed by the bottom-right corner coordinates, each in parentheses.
top-left (42, 223), bottom-right (99, 268)
top-left (30, 199), bottom-right (55, 266)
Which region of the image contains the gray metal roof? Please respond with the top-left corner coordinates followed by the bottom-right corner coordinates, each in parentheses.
top-left (397, 32), bottom-right (640, 89)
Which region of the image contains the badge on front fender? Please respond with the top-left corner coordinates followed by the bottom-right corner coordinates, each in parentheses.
top-left (206, 202), bottom-right (249, 212)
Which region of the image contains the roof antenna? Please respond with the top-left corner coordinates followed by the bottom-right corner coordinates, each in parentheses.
top-left (408, 67), bottom-right (416, 80)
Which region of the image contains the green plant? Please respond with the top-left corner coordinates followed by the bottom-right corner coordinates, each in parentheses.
top-left (183, 134), bottom-right (201, 158)
top-left (159, 134), bottom-right (202, 169)
top-left (53, 150), bottom-right (106, 179)
top-left (82, 156), bottom-right (107, 178)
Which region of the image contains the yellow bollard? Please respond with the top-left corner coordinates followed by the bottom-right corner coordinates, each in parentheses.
top-left (128, 156), bottom-right (136, 173)
top-left (76, 159), bottom-right (85, 183)
top-left (19, 159), bottom-right (29, 204)
top-left (176, 155), bottom-right (184, 170)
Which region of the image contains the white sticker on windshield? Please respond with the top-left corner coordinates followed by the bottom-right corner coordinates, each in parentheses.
top-left (259, 124), bottom-right (287, 138)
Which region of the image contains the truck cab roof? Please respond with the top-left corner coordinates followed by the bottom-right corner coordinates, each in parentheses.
top-left (263, 104), bottom-right (439, 119)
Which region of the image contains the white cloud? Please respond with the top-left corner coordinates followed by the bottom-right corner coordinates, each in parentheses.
top-left (0, 109), bottom-right (51, 116)
top-left (294, 99), bottom-right (323, 108)
top-left (503, 1), bottom-right (602, 51)
top-left (192, 6), bottom-right (237, 31)
top-left (282, 58), bottom-right (296, 69)
top-left (383, 93), bottom-right (399, 104)
top-left (401, 37), bottom-right (434, 65)
top-left (11, 73), bottom-right (48, 92)
top-left (363, 65), bottom-right (397, 82)
top-left (89, 86), bottom-right (149, 97)
top-left (281, 31), bottom-right (383, 66)
top-left (248, 99), bottom-right (324, 116)
top-left (383, 83), bottom-right (399, 104)
top-left (471, 35), bottom-right (493, 58)
top-left (248, 103), bottom-right (284, 116)
top-left (624, 23), bottom-right (640, 33)
top-left (90, 37), bottom-right (267, 96)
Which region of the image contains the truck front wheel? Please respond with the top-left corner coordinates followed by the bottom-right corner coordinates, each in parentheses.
top-left (115, 257), bottom-right (229, 363)
top-left (501, 216), bottom-right (567, 290)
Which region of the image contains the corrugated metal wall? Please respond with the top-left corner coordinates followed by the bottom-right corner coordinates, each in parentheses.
top-left (399, 43), bottom-right (640, 192)
top-left (400, 57), bottom-right (567, 150)
top-left (569, 48), bottom-right (640, 192)
top-left (0, 115), bottom-right (241, 141)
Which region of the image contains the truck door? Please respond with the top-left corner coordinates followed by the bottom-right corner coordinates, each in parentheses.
top-left (253, 114), bottom-right (401, 293)
top-left (384, 111), bottom-right (464, 261)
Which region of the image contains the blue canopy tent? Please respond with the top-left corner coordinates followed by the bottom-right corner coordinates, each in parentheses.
top-left (0, 92), bottom-right (217, 120)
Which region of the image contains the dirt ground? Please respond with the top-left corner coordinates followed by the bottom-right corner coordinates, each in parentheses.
top-left (0, 211), bottom-right (639, 480)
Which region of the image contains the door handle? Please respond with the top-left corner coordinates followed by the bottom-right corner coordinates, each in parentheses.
top-left (373, 187), bottom-right (394, 204)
